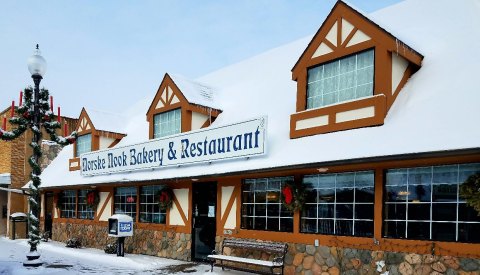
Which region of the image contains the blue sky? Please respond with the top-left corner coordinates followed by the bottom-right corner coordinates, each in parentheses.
top-left (0, 0), bottom-right (402, 117)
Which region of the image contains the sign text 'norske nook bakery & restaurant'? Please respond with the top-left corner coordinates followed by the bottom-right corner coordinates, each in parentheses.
top-left (80, 117), bottom-right (267, 176)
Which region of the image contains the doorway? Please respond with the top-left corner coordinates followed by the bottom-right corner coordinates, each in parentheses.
top-left (44, 192), bottom-right (54, 236)
top-left (191, 182), bottom-right (217, 261)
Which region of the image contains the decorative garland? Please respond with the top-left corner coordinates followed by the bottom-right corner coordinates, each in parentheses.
top-left (459, 173), bottom-right (480, 215)
top-left (281, 181), bottom-right (306, 212)
top-left (1, 87), bottom-right (77, 252)
top-left (156, 186), bottom-right (174, 210)
top-left (85, 190), bottom-right (100, 209)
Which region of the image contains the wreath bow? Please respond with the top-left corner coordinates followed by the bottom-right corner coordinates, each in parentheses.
top-left (156, 186), bottom-right (174, 210)
top-left (281, 181), bottom-right (306, 212)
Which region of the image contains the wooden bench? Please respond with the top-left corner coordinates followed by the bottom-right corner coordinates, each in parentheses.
top-left (207, 239), bottom-right (288, 275)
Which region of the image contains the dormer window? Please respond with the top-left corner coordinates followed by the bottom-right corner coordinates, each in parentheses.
top-left (69, 108), bottom-right (126, 171)
top-left (307, 49), bottom-right (374, 109)
top-left (146, 73), bottom-right (222, 140)
top-left (289, 1), bottom-right (423, 139)
top-left (153, 108), bottom-right (181, 138)
top-left (75, 134), bottom-right (92, 157)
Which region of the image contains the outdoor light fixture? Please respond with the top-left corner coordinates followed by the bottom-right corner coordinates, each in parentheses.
top-left (27, 45), bottom-right (47, 78)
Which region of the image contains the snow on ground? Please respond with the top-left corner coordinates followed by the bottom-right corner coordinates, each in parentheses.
top-left (0, 237), bottom-right (248, 275)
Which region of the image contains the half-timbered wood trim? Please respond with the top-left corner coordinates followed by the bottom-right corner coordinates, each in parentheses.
top-left (220, 185), bottom-right (239, 230)
top-left (290, 94), bottom-right (386, 138)
top-left (172, 193), bottom-right (188, 226)
top-left (95, 192), bottom-right (112, 222)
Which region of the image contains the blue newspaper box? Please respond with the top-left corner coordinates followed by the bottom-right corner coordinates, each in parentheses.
top-left (108, 214), bottom-right (133, 237)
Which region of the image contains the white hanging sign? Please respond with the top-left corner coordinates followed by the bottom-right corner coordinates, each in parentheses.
top-left (80, 116), bottom-right (267, 176)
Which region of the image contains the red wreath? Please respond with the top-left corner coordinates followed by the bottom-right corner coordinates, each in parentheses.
top-left (85, 190), bottom-right (100, 209)
top-left (281, 181), bottom-right (306, 212)
top-left (156, 187), bottom-right (174, 210)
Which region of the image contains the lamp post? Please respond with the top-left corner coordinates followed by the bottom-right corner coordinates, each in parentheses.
top-left (0, 45), bottom-right (77, 267)
top-left (23, 44), bottom-right (47, 267)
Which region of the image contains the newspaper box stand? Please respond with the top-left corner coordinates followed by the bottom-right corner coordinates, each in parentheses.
top-left (108, 214), bottom-right (133, 257)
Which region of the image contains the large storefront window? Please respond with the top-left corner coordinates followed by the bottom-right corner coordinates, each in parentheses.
top-left (241, 177), bottom-right (294, 232)
top-left (140, 185), bottom-right (167, 224)
top-left (384, 163), bottom-right (480, 243)
top-left (301, 171), bottom-right (374, 237)
top-left (114, 187), bottom-right (137, 220)
top-left (153, 109), bottom-right (181, 138)
top-left (77, 190), bottom-right (95, 220)
top-left (60, 190), bottom-right (76, 218)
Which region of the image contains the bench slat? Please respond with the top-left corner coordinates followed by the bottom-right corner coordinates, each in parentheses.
top-left (207, 255), bottom-right (282, 267)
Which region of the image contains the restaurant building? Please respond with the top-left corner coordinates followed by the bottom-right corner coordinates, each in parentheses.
top-left (38, 0), bottom-right (480, 274)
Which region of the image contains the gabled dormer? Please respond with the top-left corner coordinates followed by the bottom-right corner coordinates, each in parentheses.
top-left (69, 108), bottom-right (126, 171)
top-left (146, 73), bottom-right (222, 139)
top-left (290, 1), bottom-right (423, 138)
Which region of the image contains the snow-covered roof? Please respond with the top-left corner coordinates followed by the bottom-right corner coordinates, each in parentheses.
top-left (169, 74), bottom-right (221, 110)
top-left (84, 108), bottom-right (126, 134)
top-left (0, 173), bottom-right (10, 185)
top-left (38, 0), bottom-right (480, 188)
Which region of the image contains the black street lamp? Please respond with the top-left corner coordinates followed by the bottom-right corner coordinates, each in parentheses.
top-left (0, 45), bottom-right (77, 267)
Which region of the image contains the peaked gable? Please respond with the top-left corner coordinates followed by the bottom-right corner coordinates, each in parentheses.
top-left (147, 73), bottom-right (189, 116)
top-left (76, 108), bottom-right (94, 134)
top-left (292, 0), bottom-right (422, 80)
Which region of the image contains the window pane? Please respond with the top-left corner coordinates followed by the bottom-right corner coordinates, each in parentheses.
top-left (407, 222), bottom-right (429, 240)
top-left (153, 109), bottom-right (181, 138)
top-left (306, 49), bottom-right (374, 109)
top-left (76, 134), bottom-right (92, 157)
top-left (431, 223), bottom-right (456, 242)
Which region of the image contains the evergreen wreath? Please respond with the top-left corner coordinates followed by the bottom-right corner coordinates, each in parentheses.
top-left (460, 173), bottom-right (480, 215)
top-left (85, 190), bottom-right (100, 209)
top-left (156, 186), bottom-right (174, 210)
top-left (281, 181), bottom-right (306, 212)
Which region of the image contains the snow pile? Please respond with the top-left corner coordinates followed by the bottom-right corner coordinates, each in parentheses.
top-left (0, 237), bottom-right (247, 275)
top-left (84, 108), bottom-right (127, 134)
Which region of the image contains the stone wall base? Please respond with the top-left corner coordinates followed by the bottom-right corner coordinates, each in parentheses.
top-left (214, 237), bottom-right (480, 275)
top-left (52, 222), bottom-right (191, 261)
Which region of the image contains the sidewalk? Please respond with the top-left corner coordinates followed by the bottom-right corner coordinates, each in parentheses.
top-left (0, 237), bottom-right (247, 275)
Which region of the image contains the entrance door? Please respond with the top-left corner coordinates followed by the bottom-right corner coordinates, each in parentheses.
top-left (192, 182), bottom-right (217, 261)
top-left (44, 192), bottom-right (54, 236)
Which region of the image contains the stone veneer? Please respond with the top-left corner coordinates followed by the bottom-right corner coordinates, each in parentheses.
top-left (214, 237), bottom-right (480, 275)
top-left (52, 222), bottom-right (191, 261)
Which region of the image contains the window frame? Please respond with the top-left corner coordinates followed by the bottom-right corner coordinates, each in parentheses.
top-left (383, 163), bottom-right (480, 243)
top-left (114, 187), bottom-right (138, 220)
top-left (75, 133), bottom-right (92, 157)
top-left (139, 185), bottom-right (167, 224)
top-left (306, 48), bottom-right (375, 110)
top-left (153, 108), bottom-right (182, 139)
top-left (241, 176), bottom-right (294, 232)
top-left (300, 170), bottom-right (375, 237)
top-left (60, 190), bottom-right (77, 219)
top-left (77, 189), bottom-right (95, 220)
